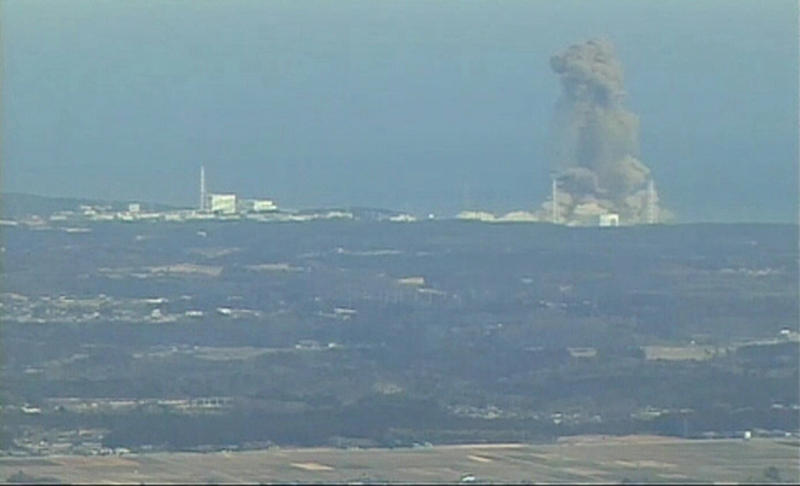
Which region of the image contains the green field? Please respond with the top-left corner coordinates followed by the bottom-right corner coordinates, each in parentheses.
top-left (2, 437), bottom-right (797, 484)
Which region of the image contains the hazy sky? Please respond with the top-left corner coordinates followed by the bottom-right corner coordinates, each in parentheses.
top-left (2, 0), bottom-right (797, 222)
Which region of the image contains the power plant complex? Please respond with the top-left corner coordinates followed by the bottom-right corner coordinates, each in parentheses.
top-left (19, 39), bottom-right (665, 228)
top-left (458, 39), bottom-right (666, 227)
top-left (539, 38), bottom-right (665, 226)
top-left (549, 174), bottom-right (659, 227)
top-left (198, 165), bottom-right (277, 215)
top-left (173, 40), bottom-right (666, 228)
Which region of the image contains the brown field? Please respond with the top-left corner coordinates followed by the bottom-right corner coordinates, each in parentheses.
top-left (1, 437), bottom-right (798, 484)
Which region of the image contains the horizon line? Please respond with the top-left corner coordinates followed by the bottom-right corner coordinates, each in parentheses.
top-left (0, 190), bottom-right (797, 226)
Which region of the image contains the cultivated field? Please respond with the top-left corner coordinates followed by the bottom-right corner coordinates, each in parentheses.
top-left (1, 436), bottom-right (797, 484)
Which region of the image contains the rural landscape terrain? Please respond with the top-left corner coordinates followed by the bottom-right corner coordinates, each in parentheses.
top-left (3, 0), bottom-right (798, 482)
top-left (1, 195), bottom-right (798, 483)
top-left (1, 436), bottom-right (797, 484)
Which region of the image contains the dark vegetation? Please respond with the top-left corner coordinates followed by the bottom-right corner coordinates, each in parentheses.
top-left (1, 211), bottom-right (797, 451)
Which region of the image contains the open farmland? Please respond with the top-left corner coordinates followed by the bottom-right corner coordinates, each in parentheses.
top-left (1, 437), bottom-right (798, 484)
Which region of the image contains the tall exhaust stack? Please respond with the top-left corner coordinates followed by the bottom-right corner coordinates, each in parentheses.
top-left (200, 165), bottom-right (207, 211)
top-left (551, 177), bottom-right (559, 224)
top-left (646, 179), bottom-right (658, 224)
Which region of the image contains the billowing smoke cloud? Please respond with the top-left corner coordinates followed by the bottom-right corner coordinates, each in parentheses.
top-left (542, 39), bottom-right (661, 224)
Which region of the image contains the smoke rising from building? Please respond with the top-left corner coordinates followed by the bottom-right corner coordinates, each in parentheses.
top-left (542, 39), bottom-right (661, 224)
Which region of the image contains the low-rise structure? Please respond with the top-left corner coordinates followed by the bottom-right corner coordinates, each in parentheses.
top-left (599, 213), bottom-right (620, 227)
top-left (209, 194), bottom-right (237, 214)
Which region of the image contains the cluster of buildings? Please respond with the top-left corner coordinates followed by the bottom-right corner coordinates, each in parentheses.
top-left (201, 193), bottom-right (277, 215)
top-left (4, 395), bottom-right (234, 457)
top-left (199, 165), bottom-right (277, 215)
top-left (0, 166), bottom-right (281, 226)
top-left (0, 166), bottom-right (669, 228)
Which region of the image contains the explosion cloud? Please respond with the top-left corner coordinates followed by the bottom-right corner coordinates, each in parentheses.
top-left (544, 39), bottom-right (660, 224)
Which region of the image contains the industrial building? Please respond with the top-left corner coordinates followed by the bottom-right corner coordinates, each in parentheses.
top-left (240, 199), bottom-right (278, 213)
top-left (598, 213), bottom-right (620, 227)
top-left (209, 194), bottom-right (237, 214)
top-left (549, 175), bottom-right (659, 227)
top-left (199, 166), bottom-right (278, 215)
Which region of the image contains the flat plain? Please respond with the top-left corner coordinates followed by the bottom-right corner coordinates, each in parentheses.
top-left (1, 436), bottom-right (798, 484)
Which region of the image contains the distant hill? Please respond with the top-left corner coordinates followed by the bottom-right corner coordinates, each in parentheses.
top-left (0, 193), bottom-right (178, 219)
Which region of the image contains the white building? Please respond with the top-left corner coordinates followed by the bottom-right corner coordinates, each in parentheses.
top-left (209, 194), bottom-right (237, 214)
top-left (240, 199), bottom-right (277, 212)
top-left (598, 213), bottom-right (620, 227)
top-left (253, 199), bottom-right (277, 212)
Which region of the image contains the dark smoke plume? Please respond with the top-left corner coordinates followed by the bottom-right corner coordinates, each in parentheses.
top-left (543, 39), bottom-right (660, 224)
